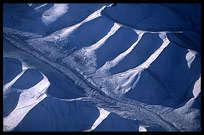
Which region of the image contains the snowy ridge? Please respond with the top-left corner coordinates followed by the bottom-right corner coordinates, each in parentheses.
top-left (136, 32), bottom-right (170, 69)
top-left (93, 31), bottom-right (144, 77)
top-left (3, 3), bottom-right (201, 131)
top-left (3, 69), bottom-right (27, 94)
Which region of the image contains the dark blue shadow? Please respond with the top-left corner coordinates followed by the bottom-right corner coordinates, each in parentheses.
top-left (62, 16), bottom-right (114, 51)
top-left (94, 113), bottom-right (140, 131)
top-left (44, 3), bottom-right (106, 35)
top-left (13, 97), bottom-right (99, 131)
top-left (12, 69), bottom-right (43, 89)
top-left (3, 57), bottom-right (22, 85)
top-left (125, 41), bottom-right (201, 108)
top-left (110, 33), bottom-right (162, 75)
top-left (95, 27), bottom-right (138, 69)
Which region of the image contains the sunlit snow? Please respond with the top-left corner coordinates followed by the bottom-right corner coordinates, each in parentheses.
top-left (3, 3), bottom-right (201, 132)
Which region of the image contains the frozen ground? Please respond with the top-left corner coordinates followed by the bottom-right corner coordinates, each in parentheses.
top-left (3, 3), bottom-right (201, 131)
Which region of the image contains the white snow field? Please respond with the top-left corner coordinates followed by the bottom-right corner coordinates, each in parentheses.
top-left (3, 3), bottom-right (201, 131)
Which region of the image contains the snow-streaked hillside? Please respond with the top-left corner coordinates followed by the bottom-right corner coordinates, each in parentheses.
top-left (3, 3), bottom-right (201, 131)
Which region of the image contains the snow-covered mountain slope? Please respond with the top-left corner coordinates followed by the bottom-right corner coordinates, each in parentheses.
top-left (3, 3), bottom-right (201, 131)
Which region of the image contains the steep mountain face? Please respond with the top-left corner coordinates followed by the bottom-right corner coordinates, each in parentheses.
top-left (3, 3), bottom-right (201, 131)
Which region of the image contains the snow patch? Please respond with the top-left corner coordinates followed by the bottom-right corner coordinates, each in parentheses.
top-left (192, 76), bottom-right (201, 98)
top-left (27, 3), bottom-right (32, 7)
top-left (84, 107), bottom-right (110, 132)
top-left (139, 125), bottom-right (147, 132)
top-left (186, 49), bottom-right (197, 69)
top-left (42, 4), bottom-right (69, 25)
top-left (34, 4), bottom-right (48, 11)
